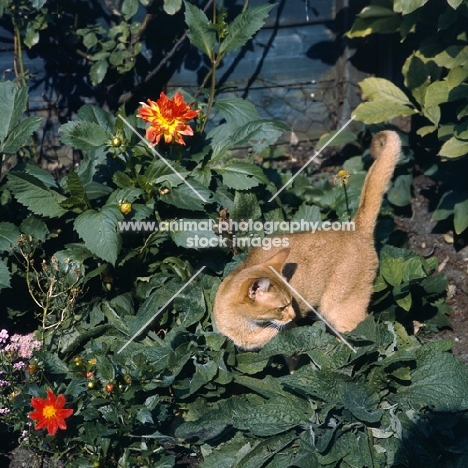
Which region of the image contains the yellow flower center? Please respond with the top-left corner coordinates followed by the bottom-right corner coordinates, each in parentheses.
top-left (43, 404), bottom-right (57, 419)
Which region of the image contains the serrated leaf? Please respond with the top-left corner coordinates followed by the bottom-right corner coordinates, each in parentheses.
top-left (42, 352), bottom-right (69, 374)
top-left (214, 98), bottom-right (260, 127)
top-left (61, 170), bottom-right (90, 210)
top-left (219, 4), bottom-right (275, 55)
top-left (0, 82), bottom-right (28, 143)
top-left (392, 344), bottom-right (468, 411)
top-left (20, 216), bottom-right (49, 242)
top-left (77, 105), bottom-right (115, 131)
top-left (213, 162), bottom-right (268, 190)
top-left (2, 116), bottom-right (42, 154)
top-left (230, 191), bottom-right (262, 220)
top-left (0, 261), bottom-right (11, 289)
top-left (7, 172), bottom-right (67, 218)
top-left (74, 205), bottom-right (123, 264)
top-left (184, 1), bottom-right (216, 57)
top-left (0, 222), bottom-right (20, 252)
top-left (161, 180), bottom-right (213, 211)
top-left (96, 355), bottom-right (116, 381)
top-left (59, 120), bottom-right (109, 151)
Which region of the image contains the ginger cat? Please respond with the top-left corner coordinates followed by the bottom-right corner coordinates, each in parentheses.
top-left (213, 130), bottom-right (401, 350)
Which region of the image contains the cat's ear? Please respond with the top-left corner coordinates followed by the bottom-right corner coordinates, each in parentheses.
top-left (248, 277), bottom-right (271, 300)
top-left (261, 248), bottom-right (290, 273)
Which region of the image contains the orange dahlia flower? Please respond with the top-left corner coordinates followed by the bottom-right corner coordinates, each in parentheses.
top-left (29, 389), bottom-right (74, 436)
top-left (137, 91), bottom-right (200, 146)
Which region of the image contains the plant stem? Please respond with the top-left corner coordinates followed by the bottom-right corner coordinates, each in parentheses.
top-left (13, 20), bottom-right (27, 88)
top-left (343, 183), bottom-right (351, 221)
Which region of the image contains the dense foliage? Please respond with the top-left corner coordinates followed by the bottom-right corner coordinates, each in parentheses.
top-left (1, 1), bottom-right (468, 467)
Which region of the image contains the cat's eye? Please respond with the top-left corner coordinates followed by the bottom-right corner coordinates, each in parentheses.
top-left (277, 304), bottom-right (289, 313)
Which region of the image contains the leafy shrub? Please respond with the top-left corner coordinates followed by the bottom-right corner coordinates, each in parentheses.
top-left (348, 0), bottom-right (468, 236)
top-left (1, 1), bottom-right (468, 467)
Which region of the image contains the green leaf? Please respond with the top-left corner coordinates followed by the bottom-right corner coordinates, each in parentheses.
top-left (7, 172), bottom-right (67, 218)
top-left (439, 136), bottom-right (468, 158)
top-left (161, 180), bottom-right (213, 211)
top-left (354, 100), bottom-right (417, 124)
top-left (230, 191), bottom-right (262, 220)
top-left (77, 105), bottom-right (115, 131)
top-left (61, 170), bottom-right (90, 210)
top-left (392, 344), bottom-right (468, 411)
top-left (315, 130), bottom-right (357, 151)
top-left (447, 0), bottom-right (464, 9)
top-left (0, 222), bottom-right (20, 252)
top-left (121, 0), bottom-right (138, 20)
top-left (42, 352), bottom-right (69, 374)
top-left (59, 120), bottom-right (109, 151)
top-left (387, 174), bottom-right (412, 207)
top-left (90, 60), bottom-right (109, 86)
top-left (0, 82), bottom-right (28, 143)
top-left (2, 116), bottom-right (42, 154)
top-left (360, 77), bottom-right (414, 105)
top-left (184, 1), bottom-right (216, 57)
top-left (163, 0), bottom-right (182, 15)
top-left (214, 98), bottom-right (259, 127)
top-left (0, 260), bottom-right (11, 289)
top-left (219, 4), bottom-right (275, 55)
top-left (74, 205), bottom-right (123, 264)
top-left (454, 197), bottom-right (468, 234)
top-left (213, 162), bottom-right (269, 190)
top-left (19, 216), bottom-right (48, 242)
top-left (96, 355), bottom-right (116, 381)
top-left (394, 0), bottom-right (429, 14)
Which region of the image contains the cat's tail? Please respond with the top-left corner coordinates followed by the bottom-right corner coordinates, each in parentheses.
top-left (352, 130), bottom-right (401, 235)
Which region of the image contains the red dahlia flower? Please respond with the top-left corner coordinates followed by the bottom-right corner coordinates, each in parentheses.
top-left (137, 91), bottom-right (200, 146)
top-left (29, 389), bottom-right (74, 436)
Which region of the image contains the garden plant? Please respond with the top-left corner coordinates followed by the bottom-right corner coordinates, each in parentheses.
top-left (1, 0), bottom-right (468, 467)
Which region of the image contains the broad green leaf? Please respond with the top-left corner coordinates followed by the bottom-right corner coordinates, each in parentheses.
top-left (42, 352), bottom-right (69, 374)
top-left (96, 355), bottom-right (116, 381)
top-left (184, 1), bottom-right (216, 57)
top-left (394, 0), bottom-right (428, 14)
top-left (121, 0), bottom-right (138, 20)
top-left (170, 220), bottom-right (219, 249)
top-left (7, 172), bottom-right (67, 218)
top-left (439, 136), bottom-right (468, 158)
top-left (346, 14), bottom-right (400, 38)
top-left (230, 191), bottom-right (262, 220)
top-left (392, 344), bottom-right (468, 411)
top-left (454, 198), bottom-right (468, 234)
top-left (0, 222), bottom-right (20, 252)
top-left (432, 189), bottom-right (455, 221)
top-left (61, 170), bottom-right (90, 210)
top-left (2, 116), bottom-right (42, 154)
top-left (163, 0), bottom-right (182, 15)
top-left (219, 4), bottom-right (275, 55)
top-left (360, 77), bottom-right (413, 105)
top-left (59, 120), bottom-right (109, 151)
top-left (0, 261), bottom-right (11, 289)
top-left (214, 98), bottom-right (260, 127)
top-left (213, 162), bottom-right (269, 190)
top-left (387, 174), bottom-right (412, 207)
top-left (90, 60), bottom-right (108, 86)
top-left (20, 217), bottom-right (49, 242)
top-left (434, 45), bottom-right (468, 69)
top-left (24, 26), bottom-right (40, 49)
top-left (0, 82), bottom-right (28, 143)
top-left (161, 180), bottom-right (213, 211)
top-left (447, 0), bottom-right (464, 8)
top-left (447, 66), bottom-right (468, 89)
top-left (77, 105), bottom-right (115, 131)
top-left (74, 205), bottom-right (123, 264)
top-left (396, 293), bottom-right (412, 311)
top-left (354, 99), bottom-right (417, 124)
top-left (315, 130), bottom-right (357, 151)
top-left (380, 251), bottom-right (404, 287)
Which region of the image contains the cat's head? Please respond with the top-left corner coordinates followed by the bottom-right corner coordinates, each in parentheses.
top-left (214, 249), bottom-right (296, 349)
